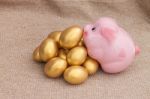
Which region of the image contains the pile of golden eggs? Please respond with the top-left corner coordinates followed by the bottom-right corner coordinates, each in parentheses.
top-left (33, 26), bottom-right (99, 85)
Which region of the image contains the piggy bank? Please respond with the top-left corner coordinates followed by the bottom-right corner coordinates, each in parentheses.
top-left (83, 17), bottom-right (140, 73)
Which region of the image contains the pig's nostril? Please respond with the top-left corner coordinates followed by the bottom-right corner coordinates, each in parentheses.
top-left (84, 32), bottom-right (88, 36)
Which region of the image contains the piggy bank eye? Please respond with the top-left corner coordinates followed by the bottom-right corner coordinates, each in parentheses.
top-left (91, 27), bottom-right (96, 32)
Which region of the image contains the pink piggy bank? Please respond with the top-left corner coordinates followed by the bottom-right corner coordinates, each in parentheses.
top-left (83, 17), bottom-right (140, 73)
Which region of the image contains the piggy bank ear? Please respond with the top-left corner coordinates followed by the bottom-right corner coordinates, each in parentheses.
top-left (100, 26), bottom-right (117, 42)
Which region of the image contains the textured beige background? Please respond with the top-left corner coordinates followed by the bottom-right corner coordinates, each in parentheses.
top-left (0, 0), bottom-right (150, 99)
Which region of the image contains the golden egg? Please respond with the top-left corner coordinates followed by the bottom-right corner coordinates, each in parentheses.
top-left (78, 38), bottom-right (84, 46)
top-left (58, 49), bottom-right (69, 60)
top-left (39, 38), bottom-right (58, 62)
top-left (83, 57), bottom-right (99, 75)
top-left (48, 31), bottom-right (61, 47)
top-left (59, 26), bottom-right (83, 49)
top-left (33, 47), bottom-right (41, 62)
top-left (67, 46), bottom-right (87, 65)
top-left (44, 57), bottom-right (67, 78)
top-left (64, 66), bottom-right (88, 84)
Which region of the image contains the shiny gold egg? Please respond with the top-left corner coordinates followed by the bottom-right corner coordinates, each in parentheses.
top-left (48, 31), bottom-right (61, 47)
top-left (33, 47), bottom-right (41, 62)
top-left (78, 38), bottom-right (84, 46)
top-left (83, 57), bottom-right (99, 75)
top-left (59, 26), bottom-right (83, 49)
top-left (39, 38), bottom-right (58, 62)
top-left (64, 66), bottom-right (88, 84)
top-left (58, 49), bottom-right (69, 60)
top-left (48, 31), bottom-right (61, 42)
top-left (44, 57), bottom-right (67, 78)
top-left (67, 46), bottom-right (87, 65)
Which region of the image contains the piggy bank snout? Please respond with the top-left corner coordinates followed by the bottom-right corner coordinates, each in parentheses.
top-left (83, 24), bottom-right (93, 36)
top-left (84, 24), bottom-right (93, 32)
top-left (83, 32), bottom-right (88, 37)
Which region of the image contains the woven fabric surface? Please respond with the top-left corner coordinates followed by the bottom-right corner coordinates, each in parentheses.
top-left (0, 0), bottom-right (150, 99)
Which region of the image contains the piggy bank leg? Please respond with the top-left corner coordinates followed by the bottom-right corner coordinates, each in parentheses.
top-left (102, 62), bottom-right (128, 73)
